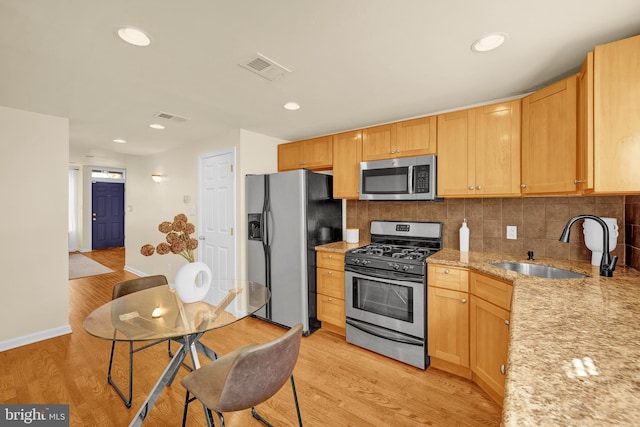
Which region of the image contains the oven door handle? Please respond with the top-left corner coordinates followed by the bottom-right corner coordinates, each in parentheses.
top-left (346, 319), bottom-right (423, 346)
top-left (344, 265), bottom-right (424, 283)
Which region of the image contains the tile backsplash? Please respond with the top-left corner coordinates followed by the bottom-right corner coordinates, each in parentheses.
top-left (625, 195), bottom-right (640, 269)
top-left (346, 196), bottom-right (626, 265)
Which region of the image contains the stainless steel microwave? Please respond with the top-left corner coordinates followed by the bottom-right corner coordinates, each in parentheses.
top-left (359, 155), bottom-right (437, 201)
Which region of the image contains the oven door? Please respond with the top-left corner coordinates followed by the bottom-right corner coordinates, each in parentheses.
top-left (345, 268), bottom-right (424, 339)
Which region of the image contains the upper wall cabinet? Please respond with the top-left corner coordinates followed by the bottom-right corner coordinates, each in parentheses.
top-left (437, 100), bottom-right (521, 197)
top-left (591, 34), bottom-right (640, 193)
top-left (278, 135), bottom-right (333, 172)
top-left (521, 75), bottom-right (578, 195)
top-left (332, 130), bottom-right (362, 200)
top-left (362, 116), bottom-right (437, 161)
top-left (577, 51), bottom-right (594, 192)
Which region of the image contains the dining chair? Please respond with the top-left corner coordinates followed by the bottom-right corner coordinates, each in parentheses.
top-left (107, 274), bottom-right (170, 408)
top-left (181, 323), bottom-right (303, 427)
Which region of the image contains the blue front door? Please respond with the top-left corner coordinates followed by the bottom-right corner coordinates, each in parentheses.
top-left (92, 182), bottom-right (124, 249)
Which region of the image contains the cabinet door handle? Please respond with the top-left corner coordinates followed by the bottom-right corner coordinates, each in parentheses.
top-left (327, 271), bottom-right (332, 275)
top-left (443, 269), bottom-right (450, 274)
top-left (461, 298), bottom-right (467, 304)
top-left (468, 186), bottom-right (474, 190)
top-left (574, 179), bottom-right (584, 184)
top-left (500, 364), bottom-right (506, 375)
top-left (520, 184), bottom-right (527, 188)
top-left (476, 185), bottom-right (482, 190)
top-left (504, 319), bottom-right (510, 326)
top-left (328, 298), bottom-right (333, 302)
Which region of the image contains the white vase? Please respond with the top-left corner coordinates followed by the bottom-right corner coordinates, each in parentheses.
top-left (174, 261), bottom-right (212, 303)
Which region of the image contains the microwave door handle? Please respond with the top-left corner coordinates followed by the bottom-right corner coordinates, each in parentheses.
top-left (407, 165), bottom-right (414, 194)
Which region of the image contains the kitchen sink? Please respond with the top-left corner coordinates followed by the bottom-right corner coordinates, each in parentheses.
top-left (491, 262), bottom-right (588, 279)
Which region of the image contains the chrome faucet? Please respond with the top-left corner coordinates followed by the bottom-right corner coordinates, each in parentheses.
top-left (559, 214), bottom-right (618, 277)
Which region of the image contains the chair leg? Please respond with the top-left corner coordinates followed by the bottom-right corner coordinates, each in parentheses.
top-left (183, 390), bottom-right (216, 427)
top-left (251, 408), bottom-right (273, 427)
top-left (107, 340), bottom-right (133, 408)
top-left (290, 374), bottom-right (303, 426)
top-left (251, 374), bottom-right (302, 427)
top-left (182, 391), bottom-right (192, 427)
top-left (216, 411), bottom-right (224, 427)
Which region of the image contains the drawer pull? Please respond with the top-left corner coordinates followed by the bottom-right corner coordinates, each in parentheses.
top-left (461, 298), bottom-right (467, 304)
top-left (500, 364), bottom-right (506, 375)
top-left (327, 271), bottom-right (332, 275)
top-left (444, 269), bottom-right (450, 274)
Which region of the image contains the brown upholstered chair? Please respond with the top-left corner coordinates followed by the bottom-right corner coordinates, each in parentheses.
top-left (181, 323), bottom-right (303, 427)
top-left (107, 274), bottom-right (169, 407)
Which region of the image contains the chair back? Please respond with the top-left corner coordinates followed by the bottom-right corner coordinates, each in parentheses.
top-left (216, 323), bottom-right (303, 412)
top-left (112, 275), bottom-right (168, 300)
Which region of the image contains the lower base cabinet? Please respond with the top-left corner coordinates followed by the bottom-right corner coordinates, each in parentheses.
top-left (316, 250), bottom-right (346, 336)
top-left (428, 264), bottom-right (512, 406)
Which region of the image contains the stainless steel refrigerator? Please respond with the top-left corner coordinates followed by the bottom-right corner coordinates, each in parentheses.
top-left (246, 169), bottom-right (342, 335)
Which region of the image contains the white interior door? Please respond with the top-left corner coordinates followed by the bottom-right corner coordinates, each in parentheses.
top-left (199, 149), bottom-right (236, 294)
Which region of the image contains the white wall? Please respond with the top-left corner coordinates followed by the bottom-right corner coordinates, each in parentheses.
top-left (123, 128), bottom-right (285, 281)
top-left (0, 106), bottom-right (70, 346)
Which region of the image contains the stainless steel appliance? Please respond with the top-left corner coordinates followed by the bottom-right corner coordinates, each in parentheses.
top-left (345, 220), bottom-right (442, 369)
top-left (246, 169), bottom-right (342, 335)
top-left (359, 155), bottom-right (438, 201)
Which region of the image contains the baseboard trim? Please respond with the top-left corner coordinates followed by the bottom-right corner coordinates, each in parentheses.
top-left (124, 265), bottom-right (147, 277)
top-left (0, 324), bottom-right (72, 352)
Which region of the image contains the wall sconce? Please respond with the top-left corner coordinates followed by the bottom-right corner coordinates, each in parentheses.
top-left (151, 174), bottom-right (163, 184)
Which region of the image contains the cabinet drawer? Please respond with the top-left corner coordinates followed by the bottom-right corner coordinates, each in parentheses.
top-left (317, 251), bottom-right (345, 270)
top-left (317, 267), bottom-right (345, 299)
top-left (317, 295), bottom-right (345, 327)
top-left (428, 264), bottom-right (469, 292)
top-left (470, 272), bottom-right (513, 311)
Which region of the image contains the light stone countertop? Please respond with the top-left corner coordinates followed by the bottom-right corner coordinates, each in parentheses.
top-left (315, 240), bottom-right (368, 254)
top-left (427, 248), bottom-right (640, 426)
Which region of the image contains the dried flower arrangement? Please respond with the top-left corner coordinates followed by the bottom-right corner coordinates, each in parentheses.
top-left (140, 213), bottom-right (198, 262)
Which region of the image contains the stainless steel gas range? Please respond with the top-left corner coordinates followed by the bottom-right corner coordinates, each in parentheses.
top-left (344, 220), bottom-right (443, 369)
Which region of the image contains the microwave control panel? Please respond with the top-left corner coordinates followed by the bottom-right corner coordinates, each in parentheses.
top-left (414, 165), bottom-right (431, 193)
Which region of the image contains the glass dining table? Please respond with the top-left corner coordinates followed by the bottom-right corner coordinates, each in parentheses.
top-left (83, 279), bottom-right (270, 427)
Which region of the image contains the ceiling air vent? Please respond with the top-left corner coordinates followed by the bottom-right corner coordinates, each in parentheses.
top-left (154, 111), bottom-right (191, 123)
top-left (239, 53), bottom-right (291, 81)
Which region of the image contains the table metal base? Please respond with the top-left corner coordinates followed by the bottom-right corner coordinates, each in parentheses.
top-left (129, 333), bottom-right (217, 427)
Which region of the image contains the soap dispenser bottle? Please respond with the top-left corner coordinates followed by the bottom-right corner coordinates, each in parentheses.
top-left (459, 218), bottom-right (469, 252)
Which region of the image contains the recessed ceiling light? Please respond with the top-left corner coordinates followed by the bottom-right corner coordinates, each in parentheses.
top-left (149, 123), bottom-right (165, 130)
top-left (471, 33), bottom-right (508, 52)
top-left (113, 138), bottom-right (127, 144)
top-left (117, 27), bottom-right (151, 47)
top-left (283, 102), bottom-right (301, 111)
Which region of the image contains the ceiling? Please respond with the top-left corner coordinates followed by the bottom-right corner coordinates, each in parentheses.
top-left (2, 1), bottom-right (640, 159)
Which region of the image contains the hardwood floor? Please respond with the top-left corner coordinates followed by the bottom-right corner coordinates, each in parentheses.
top-left (0, 248), bottom-right (502, 426)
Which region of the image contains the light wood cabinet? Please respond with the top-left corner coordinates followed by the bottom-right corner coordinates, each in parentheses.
top-left (577, 51), bottom-right (594, 192)
top-left (396, 116), bottom-right (437, 157)
top-left (469, 272), bottom-right (512, 405)
top-left (316, 250), bottom-right (345, 336)
top-left (278, 135), bottom-right (333, 171)
top-left (362, 116), bottom-right (436, 161)
top-left (427, 264), bottom-right (471, 378)
top-left (592, 34), bottom-right (640, 193)
top-left (521, 75), bottom-right (578, 195)
top-left (437, 100), bottom-right (521, 197)
top-left (332, 130), bottom-right (362, 199)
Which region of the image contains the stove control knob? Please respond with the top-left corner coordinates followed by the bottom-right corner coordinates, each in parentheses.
top-left (392, 263), bottom-right (400, 270)
top-left (354, 259), bottom-right (360, 265)
top-left (402, 265), bottom-right (409, 271)
top-left (362, 260), bottom-right (369, 265)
